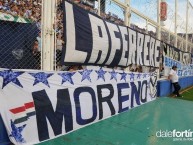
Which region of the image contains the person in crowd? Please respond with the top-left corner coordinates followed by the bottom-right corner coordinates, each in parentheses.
top-left (168, 65), bottom-right (183, 97)
top-left (36, 32), bottom-right (41, 52)
top-left (56, 34), bottom-right (64, 70)
top-left (32, 40), bottom-right (38, 55)
top-left (32, 40), bottom-right (41, 69)
top-left (68, 65), bottom-right (83, 71)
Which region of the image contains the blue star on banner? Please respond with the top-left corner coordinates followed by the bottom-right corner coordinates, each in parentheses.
top-left (96, 68), bottom-right (106, 82)
top-left (0, 70), bottom-right (23, 89)
top-left (79, 69), bottom-right (92, 82)
top-left (120, 71), bottom-right (127, 82)
top-left (137, 73), bottom-right (142, 79)
top-left (58, 72), bottom-right (75, 85)
top-left (30, 72), bottom-right (53, 87)
top-left (9, 120), bottom-right (26, 143)
top-left (110, 70), bottom-right (117, 81)
top-left (129, 73), bottom-right (135, 81)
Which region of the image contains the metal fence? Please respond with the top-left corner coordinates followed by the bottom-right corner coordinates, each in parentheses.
top-left (0, 0), bottom-right (193, 71)
top-left (128, 0), bottom-right (193, 52)
top-left (0, 0), bottom-right (42, 70)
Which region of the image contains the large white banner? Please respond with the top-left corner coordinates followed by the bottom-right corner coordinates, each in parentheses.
top-left (162, 43), bottom-right (191, 65)
top-left (62, 0), bottom-right (160, 68)
top-left (0, 68), bottom-right (157, 144)
top-left (164, 56), bottom-right (193, 77)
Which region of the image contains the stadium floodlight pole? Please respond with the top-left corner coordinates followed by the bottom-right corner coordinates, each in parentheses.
top-left (98, 0), bottom-right (101, 16)
top-left (189, 1), bottom-right (193, 53)
top-left (155, 0), bottom-right (161, 80)
top-left (41, 0), bottom-right (56, 71)
top-left (157, 0), bottom-right (161, 79)
top-left (124, 0), bottom-right (130, 27)
top-left (185, 0), bottom-right (189, 52)
top-left (40, 0), bottom-right (43, 70)
top-left (54, 0), bottom-right (57, 70)
top-left (157, 0), bottom-right (161, 40)
top-left (52, 0), bottom-right (56, 70)
top-left (175, 0), bottom-right (177, 47)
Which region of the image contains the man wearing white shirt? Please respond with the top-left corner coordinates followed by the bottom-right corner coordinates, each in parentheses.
top-left (168, 65), bottom-right (182, 97)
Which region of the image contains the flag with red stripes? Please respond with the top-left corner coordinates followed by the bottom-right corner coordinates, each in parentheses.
top-left (9, 102), bottom-right (36, 124)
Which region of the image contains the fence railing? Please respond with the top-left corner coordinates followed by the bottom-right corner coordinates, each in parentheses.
top-left (0, 0), bottom-right (193, 71)
top-left (0, 0), bottom-right (42, 70)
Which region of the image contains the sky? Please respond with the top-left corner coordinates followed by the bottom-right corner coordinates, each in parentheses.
top-left (129, 0), bottom-right (193, 33)
top-left (103, 0), bottom-right (193, 34)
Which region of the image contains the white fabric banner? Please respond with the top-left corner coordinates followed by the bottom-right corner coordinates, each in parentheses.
top-left (62, 0), bottom-right (160, 67)
top-left (164, 56), bottom-right (193, 77)
top-left (0, 68), bottom-right (157, 144)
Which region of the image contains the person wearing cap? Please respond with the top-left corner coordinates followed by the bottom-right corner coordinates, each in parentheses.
top-left (168, 65), bottom-right (182, 97)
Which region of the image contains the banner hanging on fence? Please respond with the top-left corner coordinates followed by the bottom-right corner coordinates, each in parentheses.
top-left (0, 68), bottom-right (157, 144)
top-left (62, 0), bottom-right (160, 68)
top-left (162, 42), bottom-right (191, 65)
top-left (164, 56), bottom-right (193, 77)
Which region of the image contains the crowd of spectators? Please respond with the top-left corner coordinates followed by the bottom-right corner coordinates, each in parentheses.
top-left (0, 0), bottom-right (41, 24)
